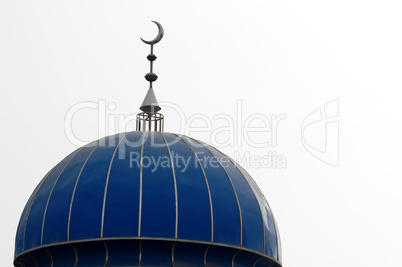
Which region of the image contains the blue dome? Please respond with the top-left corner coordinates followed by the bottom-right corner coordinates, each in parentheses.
top-left (14, 132), bottom-right (281, 266)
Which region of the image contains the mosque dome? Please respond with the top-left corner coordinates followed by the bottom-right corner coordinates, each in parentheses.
top-left (14, 21), bottom-right (282, 266)
top-left (14, 132), bottom-right (281, 266)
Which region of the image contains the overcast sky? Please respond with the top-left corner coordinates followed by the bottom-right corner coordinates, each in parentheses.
top-left (1, 1), bottom-right (401, 266)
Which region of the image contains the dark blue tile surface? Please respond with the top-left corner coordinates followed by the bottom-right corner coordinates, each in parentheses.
top-left (16, 132), bottom-right (281, 266)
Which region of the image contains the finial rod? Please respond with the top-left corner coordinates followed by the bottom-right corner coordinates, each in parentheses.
top-left (141, 21), bottom-right (164, 89)
top-left (137, 21), bottom-right (165, 132)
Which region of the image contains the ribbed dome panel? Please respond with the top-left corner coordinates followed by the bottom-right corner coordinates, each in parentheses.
top-left (15, 132), bottom-right (281, 266)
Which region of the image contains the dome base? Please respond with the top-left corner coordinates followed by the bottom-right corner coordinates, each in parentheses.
top-left (15, 238), bottom-right (281, 267)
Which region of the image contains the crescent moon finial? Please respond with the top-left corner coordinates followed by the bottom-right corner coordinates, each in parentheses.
top-left (141, 21), bottom-right (164, 45)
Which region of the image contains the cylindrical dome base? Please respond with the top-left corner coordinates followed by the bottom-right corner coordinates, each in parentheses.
top-left (15, 239), bottom-right (281, 267)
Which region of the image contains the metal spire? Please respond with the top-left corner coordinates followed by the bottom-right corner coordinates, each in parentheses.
top-left (136, 21), bottom-right (164, 132)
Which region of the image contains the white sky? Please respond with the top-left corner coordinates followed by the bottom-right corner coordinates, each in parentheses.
top-left (1, 1), bottom-right (402, 266)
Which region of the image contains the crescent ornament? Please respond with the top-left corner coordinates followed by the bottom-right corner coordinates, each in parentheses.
top-left (141, 21), bottom-right (164, 45)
